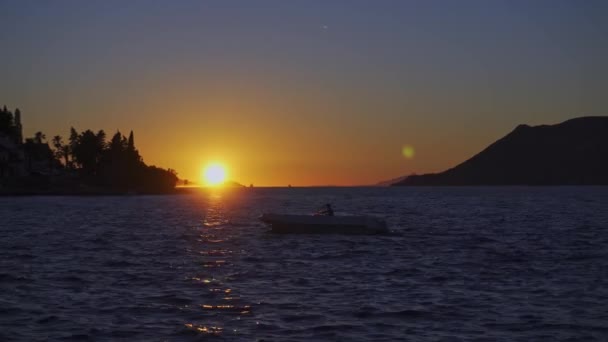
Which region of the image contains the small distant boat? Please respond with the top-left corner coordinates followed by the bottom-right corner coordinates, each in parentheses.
top-left (259, 213), bottom-right (388, 235)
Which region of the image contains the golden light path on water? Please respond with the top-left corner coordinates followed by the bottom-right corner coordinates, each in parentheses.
top-left (183, 188), bottom-right (252, 336)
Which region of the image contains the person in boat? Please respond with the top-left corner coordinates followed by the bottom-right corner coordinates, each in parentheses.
top-left (317, 203), bottom-right (334, 216)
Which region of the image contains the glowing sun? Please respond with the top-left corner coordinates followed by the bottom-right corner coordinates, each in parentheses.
top-left (202, 163), bottom-right (227, 186)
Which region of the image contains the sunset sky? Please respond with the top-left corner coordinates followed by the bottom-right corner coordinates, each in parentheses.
top-left (1, 1), bottom-right (607, 186)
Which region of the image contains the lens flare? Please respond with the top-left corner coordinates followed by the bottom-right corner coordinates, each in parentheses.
top-left (402, 145), bottom-right (415, 159)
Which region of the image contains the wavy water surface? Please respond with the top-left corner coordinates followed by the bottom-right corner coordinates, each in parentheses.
top-left (1, 187), bottom-right (607, 341)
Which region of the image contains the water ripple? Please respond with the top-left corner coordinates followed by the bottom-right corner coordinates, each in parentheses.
top-left (1, 187), bottom-right (607, 341)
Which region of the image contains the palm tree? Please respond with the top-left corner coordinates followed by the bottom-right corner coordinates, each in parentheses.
top-left (34, 131), bottom-right (46, 144)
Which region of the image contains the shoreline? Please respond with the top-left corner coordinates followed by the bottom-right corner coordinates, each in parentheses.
top-left (0, 187), bottom-right (196, 196)
top-left (2, 184), bottom-right (607, 196)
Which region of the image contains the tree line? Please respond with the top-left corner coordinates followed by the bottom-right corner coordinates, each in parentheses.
top-left (51, 128), bottom-right (178, 192)
top-left (2, 104), bottom-right (177, 193)
top-left (0, 105), bottom-right (22, 143)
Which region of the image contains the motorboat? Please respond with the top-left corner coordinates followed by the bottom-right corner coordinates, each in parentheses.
top-left (259, 213), bottom-right (388, 235)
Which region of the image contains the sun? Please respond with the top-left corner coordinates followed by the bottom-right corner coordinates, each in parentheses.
top-left (202, 163), bottom-right (228, 186)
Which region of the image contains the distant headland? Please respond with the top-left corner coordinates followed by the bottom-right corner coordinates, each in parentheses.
top-left (393, 116), bottom-right (608, 186)
top-left (0, 105), bottom-right (178, 195)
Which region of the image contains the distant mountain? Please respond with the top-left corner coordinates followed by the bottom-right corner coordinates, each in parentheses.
top-left (376, 175), bottom-right (408, 186)
top-left (393, 116), bottom-right (608, 186)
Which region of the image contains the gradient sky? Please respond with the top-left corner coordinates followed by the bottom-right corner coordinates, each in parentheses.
top-left (1, 0), bottom-right (607, 186)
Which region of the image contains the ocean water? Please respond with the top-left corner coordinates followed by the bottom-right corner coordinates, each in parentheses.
top-left (1, 187), bottom-right (607, 341)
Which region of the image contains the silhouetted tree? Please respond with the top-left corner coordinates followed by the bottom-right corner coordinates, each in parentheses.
top-left (0, 106), bottom-right (12, 131)
top-left (126, 130), bottom-right (141, 164)
top-left (128, 131), bottom-right (135, 151)
top-left (4, 104), bottom-right (179, 192)
top-left (71, 129), bottom-right (106, 177)
top-left (109, 131), bottom-right (124, 152)
top-left (0, 105), bottom-right (9, 130)
top-left (0, 105), bottom-right (20, 142)
top-left (96, 130), bottom-right (106, 157)
top-left (99, 131), bottom-right (129, 187)
top-left (52, 135), bottom-right (70, 167)
top-left (68, 127), bottom-right (79, 162)
top-left (34, 131), bottom-right (46, 144)
top-left (139, 166), bottom-right (178, 193)
top-left (52, 135), bottom-right (62, 158)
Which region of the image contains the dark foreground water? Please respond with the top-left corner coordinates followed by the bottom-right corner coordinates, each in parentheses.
top-left (1, 187), bottom-right (608, 341)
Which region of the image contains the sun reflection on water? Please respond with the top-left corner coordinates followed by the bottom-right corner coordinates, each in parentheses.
top-left (184, 188), bottom-right (252, 337)
top-left (184, 323), bottom-right (223, 335)
top-left (200, 304), bottom-right (252, 312)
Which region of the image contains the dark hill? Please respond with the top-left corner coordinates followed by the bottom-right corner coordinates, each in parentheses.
top-left (376, 175), bottom-right (407, 187)
top-left (393, 116), bottom-right (608, 186)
